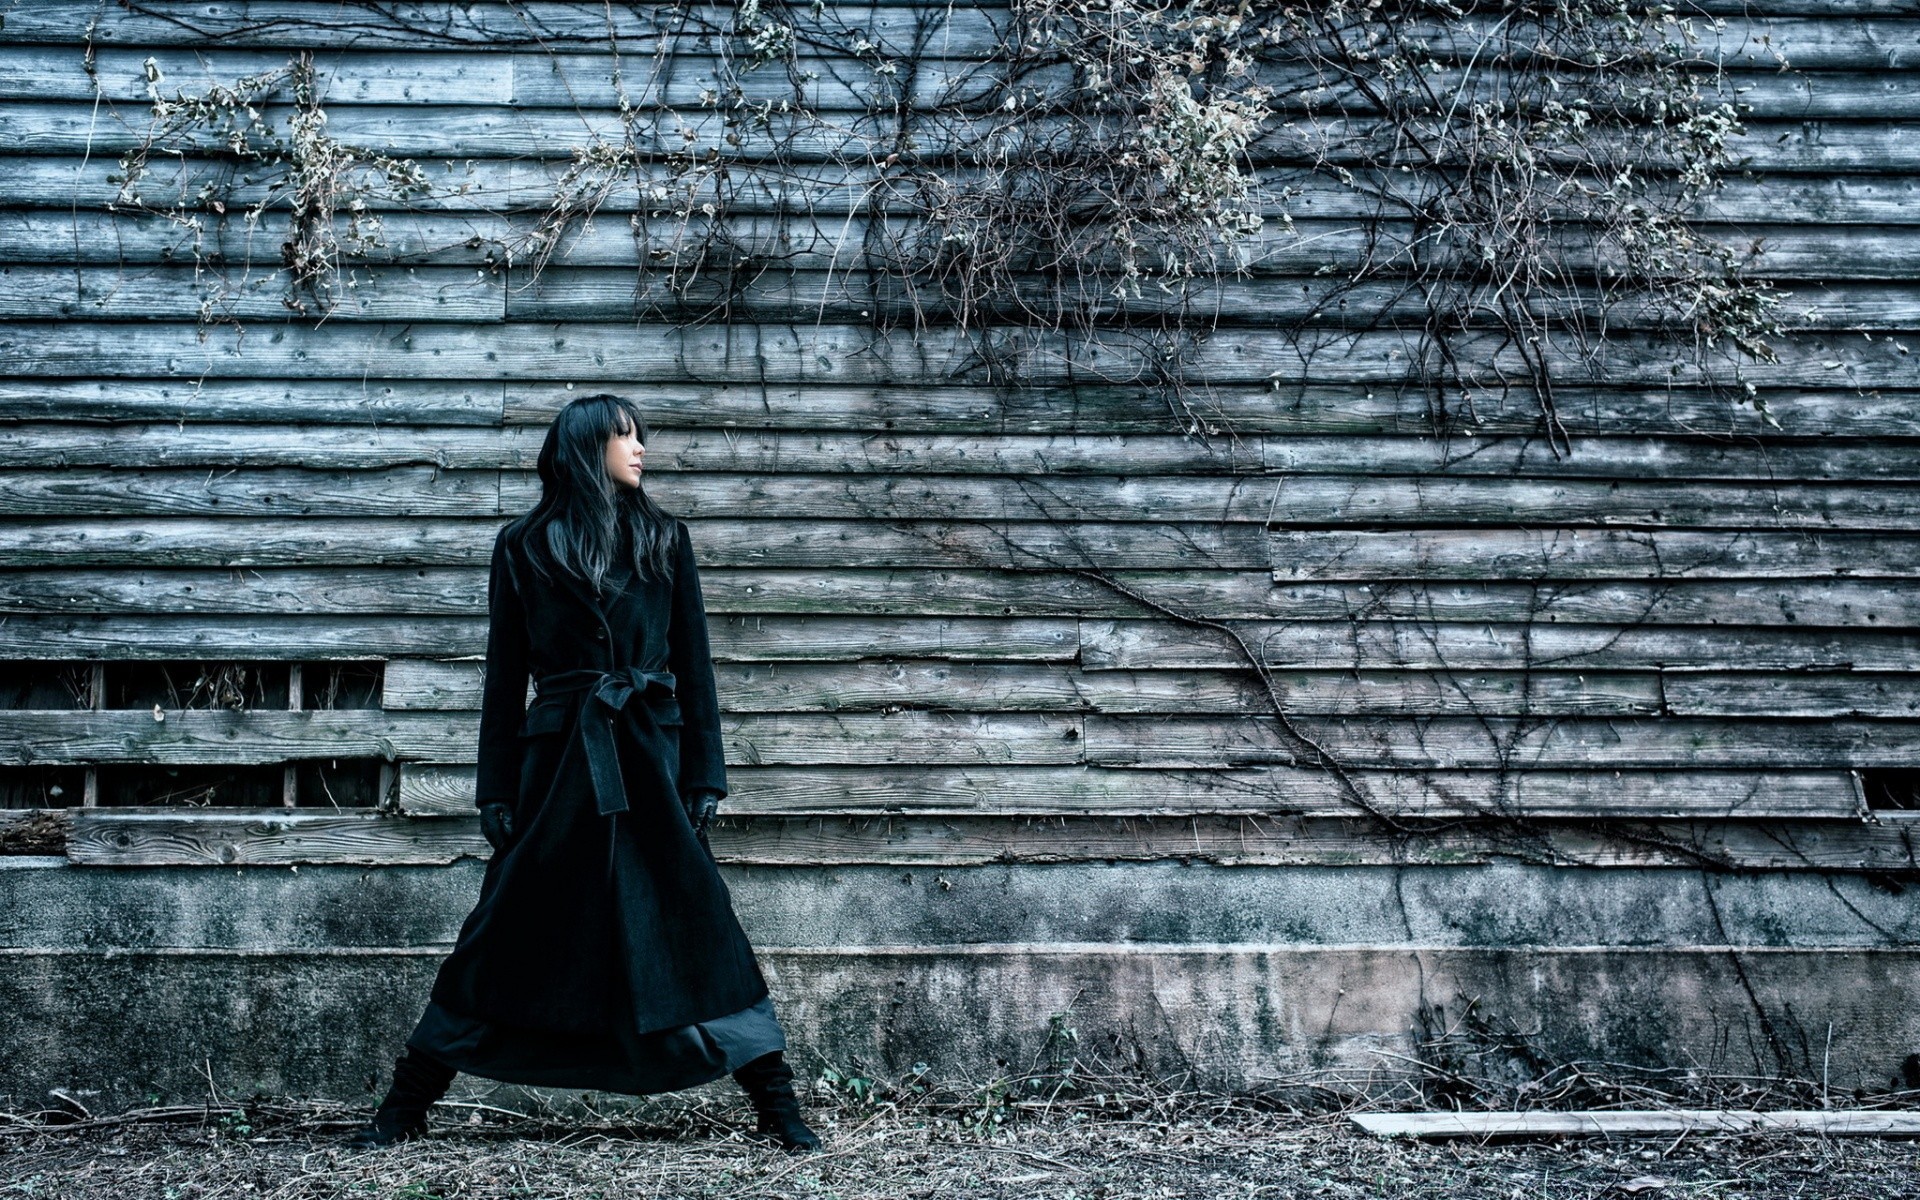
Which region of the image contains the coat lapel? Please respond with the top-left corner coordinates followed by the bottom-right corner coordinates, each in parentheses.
top-left (515, 530), bottom-right (612, 634)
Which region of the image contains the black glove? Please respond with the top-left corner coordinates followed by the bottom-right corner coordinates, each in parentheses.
top-left (686, 788), bottom-right (722, 851)
top-left (478, 802), bottom-right (516, 853)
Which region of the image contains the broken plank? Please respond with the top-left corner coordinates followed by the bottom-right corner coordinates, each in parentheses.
top-left (1352, 1109), bottom-right (1920, 1139)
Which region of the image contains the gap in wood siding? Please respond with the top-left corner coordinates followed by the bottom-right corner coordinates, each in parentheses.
top-left (1859, 769), bottom-right (1920, 812)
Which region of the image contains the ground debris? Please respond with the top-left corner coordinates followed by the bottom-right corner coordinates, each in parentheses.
top-left (2, 1093), bottom-right (1917, 1199)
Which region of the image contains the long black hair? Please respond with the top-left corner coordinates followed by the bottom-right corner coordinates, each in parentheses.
top-left (509, 393), bottom-right (678, 593)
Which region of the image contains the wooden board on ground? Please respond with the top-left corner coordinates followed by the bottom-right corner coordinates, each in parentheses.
top-left (1351, 1110), bottom-right (1920, 1139)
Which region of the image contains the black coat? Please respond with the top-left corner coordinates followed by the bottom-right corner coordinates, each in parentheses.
top-left (428, 517), bottom-right (768, 1037)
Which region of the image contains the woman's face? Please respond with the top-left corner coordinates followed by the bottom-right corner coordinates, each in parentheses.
top-left (604, 422), bottom-right (645, 490)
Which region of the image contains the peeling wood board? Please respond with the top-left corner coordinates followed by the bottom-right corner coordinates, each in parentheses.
top-left (1, 321), bottom-right (1914, 389)
top-left (9, 156), bottom-right (1917, 228)
top-left (393, 763), bottom-right (1864, 821)
top-left (6, 377), bottom-right (1915, 439)
top-left (1352, 1110), bottom-right (1920, 1139)
top-left (14, 469), bottom-right (1920, 530)
top-left (15, 425), bottom-right (1920, 482)
top-left (13, 518), bottom-right (1920, 574)
top-left (4, 97), bottom-right (1917, 173)
top-left (7, 572), bottom-right (1920, 629)
top-left (5, 707), bottom-right (1920, 771)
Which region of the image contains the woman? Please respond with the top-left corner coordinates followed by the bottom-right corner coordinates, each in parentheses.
top-left (350, 394), bottom-right (821, 1153)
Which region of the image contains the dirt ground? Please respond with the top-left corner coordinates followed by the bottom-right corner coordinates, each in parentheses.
top-left (4, 1092), bottom-right (1918, 1200)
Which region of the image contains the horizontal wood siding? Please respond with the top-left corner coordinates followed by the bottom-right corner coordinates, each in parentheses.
top-left (0, 0), bottom-right (1913, 872)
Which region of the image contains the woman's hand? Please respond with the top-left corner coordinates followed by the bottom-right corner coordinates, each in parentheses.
top-left (685, 788), bottom-right (723, 850)
top-left (479, 802), bottom-right (517, 852)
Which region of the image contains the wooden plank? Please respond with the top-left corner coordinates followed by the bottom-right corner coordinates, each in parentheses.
top-left (0, 570), bottom-right (492, 616)
top-left (1727, 70), bottom-right (1920, 118)
top-left (383, 657), bottom-right (1664, 717)
top-left (0, 517), bottom-right (1277, 569)
top-left (0, 423), bottom-right (550, 468)
top-left (0, 709), bottom-right (483, 765)
top-left (0, 468), bottom-right (506, 517)
top-left (396, 763), bottom-right (1862, 820)
top-left (1083, 715), bottom-right (1920, 770)
top-left (8, 610), bottom-right (1914, 672)
top-left (0, 2), bottom-right (1004, 53)
top-left (10, 155), bottom-right (1919, 228)
top-left (0, 46), bottom-right (996, 108)
top-left (783, 663), bottom-right (1644, 721)
top-left (1352, 1110), bottom-right (1920, 1139)
top-left (65, 809), bottom-right (478, 866)
top-left (13, 425), bottom-right (1920, 484)
top-left (507, 213), bottom-right (1920, 276)
top-left (0, 47), bottom-right (514, 104)
top-left (0, 808), bottom-right (71, 855)
top-left (6, 100), bottom-right (1919, 172)
top-left (1271, 529), bottom-right (1920, 581)
top-left (14, 468), bottom-right (1920, 529)
top-left (773, 570), bottom-right (1920, 632)
top-left (503, 214), bottom-right (1920, 278)
top-left (0, 379), bottom-right (508, 424)
top-left (0, 265), bottom-right (506, 322)
top-left (22, 208), bottom-right (1920, 281)
top-left (1083, 620), bottom-right (1920, 673)
top-left (500, 62), bottom-right (1920, 120)
top-left (1, 6), bottom-right (1914, 69)
top-left (11, 518), bottom-right (1920, 579)
top-left (708, 616), bottom-right (1079, 662)
top-left (721, 713), bottom-right (1092, 765)
top-left (68, 52), bottom-right (1798, 117)
top-left (0, 709), bottom-right (1090, 766)
top-left (7, 375), bottom-right (1920, 439)
top-left (719, 574), bottom-right (1920, 629)
top-left (0, 613), bottom-right (1079, 661)
top-left (664, 475), bottom-right (1920, 531)
top-left (0, 615), bottom-right (485, 658)
top-left (0, 211), bottom-right (510, 266)
top-left (505, 268), bottom-right (1920, 326)
top-left (6, 517), bottom-right (1919, 578)
top-left (3, 321), bottom-right (1915, 389)
top-left (517, 382), bottom-right (1920, 439)
top-left (1665, 673), bottom-right (1920, 718)
top-left (8, 570), bottom-right (1917, 629)
top-left (1, 426), bottom-right (1258, 472)
top-left (0, 518), bottom-right (503, 569)
top-left (0, 154), bottom-right (522, 211)
top-left (60, 809), bottom-right (1920, 870)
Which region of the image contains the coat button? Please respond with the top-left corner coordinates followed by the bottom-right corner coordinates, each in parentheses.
top-left (593, 629), bottom-right (606, 641)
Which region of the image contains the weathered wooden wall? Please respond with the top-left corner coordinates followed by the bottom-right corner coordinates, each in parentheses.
top-left (2, 0), bottom-right (1918, 1107)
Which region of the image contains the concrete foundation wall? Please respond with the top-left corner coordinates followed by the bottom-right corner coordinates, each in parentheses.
top-left (4, 858), bottom-right (1915, 1110)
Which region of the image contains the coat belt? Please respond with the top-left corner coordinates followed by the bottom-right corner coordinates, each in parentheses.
top-left (526, 666), bottom-right (681, 817)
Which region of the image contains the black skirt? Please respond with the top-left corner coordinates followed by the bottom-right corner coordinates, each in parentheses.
top-left (406, 993), bottom-right (787, 1096)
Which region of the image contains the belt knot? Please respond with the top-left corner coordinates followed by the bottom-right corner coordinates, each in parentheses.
top-left (527, 666), bottom-right (681, 816)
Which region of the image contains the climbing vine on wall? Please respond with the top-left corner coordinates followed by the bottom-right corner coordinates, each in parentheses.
top-left (653, 0), bottom-right (1787, 443)
top-left (108, 49), bottom-right (434, 322)
top-left (99, 0), bottom-right (1805, 867)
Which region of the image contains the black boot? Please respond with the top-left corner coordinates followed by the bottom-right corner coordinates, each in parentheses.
top-left (732, 1051), bottom-right (822, 1153)
top-left (347, 1046), bottom-right (456, 1149)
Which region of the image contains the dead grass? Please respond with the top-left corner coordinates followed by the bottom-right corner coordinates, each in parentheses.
top-left (4, 1086), bottom-right (1918, 1200)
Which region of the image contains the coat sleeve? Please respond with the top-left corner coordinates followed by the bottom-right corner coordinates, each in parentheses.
top-left (474, 526), bottom-right (530, 809)
top-left (669, 518), bottom-right (729, 801)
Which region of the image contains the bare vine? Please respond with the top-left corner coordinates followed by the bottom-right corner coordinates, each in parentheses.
top-left (109, 49), bottom-right (433, 322)
top-left (97, 0), bottom-right (1840, 872)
